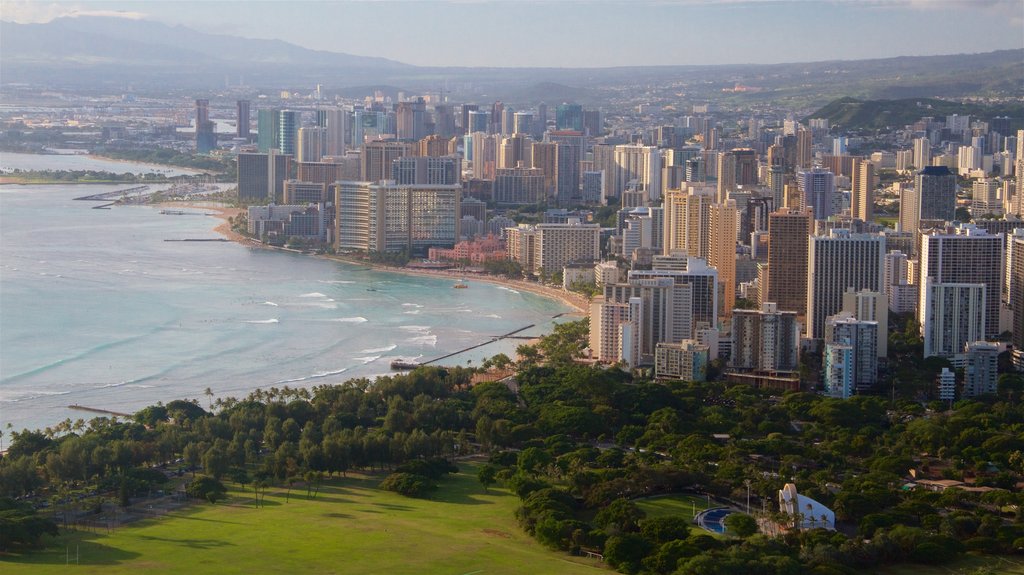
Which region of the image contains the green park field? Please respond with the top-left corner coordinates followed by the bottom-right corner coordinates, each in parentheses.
top-left (634, 493), bottom-right (714, 520)
top-left (1, 464), bottom-right (606, 574)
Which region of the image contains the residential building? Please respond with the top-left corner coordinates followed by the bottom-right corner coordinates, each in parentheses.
top-left (655, 340), bottom-right (709, 381)
top-left (806, 230), bottom-right (886, 340)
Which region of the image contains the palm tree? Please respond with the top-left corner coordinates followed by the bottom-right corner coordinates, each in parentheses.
top-left (204, 387), bottom-right (214, 411)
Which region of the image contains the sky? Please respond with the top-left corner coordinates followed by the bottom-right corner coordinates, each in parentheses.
top-left (3, 0), bottom-right (1023, 67)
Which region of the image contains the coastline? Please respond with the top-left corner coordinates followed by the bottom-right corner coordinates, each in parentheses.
top-left (181, 202), bottom-right (589, 315)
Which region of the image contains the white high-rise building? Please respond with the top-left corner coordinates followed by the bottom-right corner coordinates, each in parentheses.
top-left (798, 167), bottom-right (836, 220)
top-left (824, 312), bottom-right (879, 396)
top-left (964, 341), bottom-right (1000, 397)
top-left (918, 223), bottom-right (1003, 344)
top-left (913, 137), bottom-right (931, 171)
top-left (806, 230), bottom-right (886, 340)
top-left (613, 144), bottom-right (663, 203)
top-left (920, 279), bottom-right (987, 360)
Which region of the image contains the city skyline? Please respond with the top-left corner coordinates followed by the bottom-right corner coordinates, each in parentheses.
top-left (4, 0), bottom-right (1022, 68)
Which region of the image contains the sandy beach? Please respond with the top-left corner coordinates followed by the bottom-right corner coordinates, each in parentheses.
top-left (170, 201), bottom-right (589, 315)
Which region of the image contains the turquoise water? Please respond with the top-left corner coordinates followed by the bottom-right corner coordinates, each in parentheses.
top-left (0, 185), bottom-right (569, 432)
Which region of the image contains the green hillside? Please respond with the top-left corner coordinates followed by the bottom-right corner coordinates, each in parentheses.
top-left (807, 97), bottom-right (1024, 131)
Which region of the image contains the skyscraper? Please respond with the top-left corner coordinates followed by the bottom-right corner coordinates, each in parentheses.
top-left (851, 159), bottom-right (875, 222)
top-left (764, 208), bottom-right (813, 317)
top-left (716, 151), bottom-right (735, 204)
top-left (277, 110), bottom-right (301, 156)
top-left (913, 137), bottom-right (931, 170)
top-left (195, 98), bottom-right (216, 154)
top-left (555, 103), bottom-right (584, 132)
top-left (319, 108), bottom-right (347, 157)
top-left (797, 167), bottom-right (836, 220)
top-left (806, 230), bottom-right (886, 340)
top-left (297, 127), bottom-right (325, 163)
top-left (361, 141), bottom-right (414, 182)
top-left (918, 224), bottom-right (1004, 351)
top-left (549, 130), bottom-right (583, 206)
top-left (916, 166), bottom-right (957, 222)
top-left (236, 100), bottom-right (250, 140)
top-left (708, 200), bottom-right (738, 316)
top-left (257, 108), bottom-right (280, 152)
top-left (730, 302), bottom-right (800, 373)
top-left (614, 144), bottom-right (663, 203)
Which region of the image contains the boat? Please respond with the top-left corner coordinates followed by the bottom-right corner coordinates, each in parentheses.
top-left (367, 288), bottom-right (378, 292)
top-left (453, 283), bottom-right (468, 289)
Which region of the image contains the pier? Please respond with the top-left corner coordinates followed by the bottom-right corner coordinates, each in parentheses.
top-left (73, 185), bottom-right (150, 202)
top-left (68, 404), bottom-right (132, 418)
top-left (392, 324), bottom-right (536, 370)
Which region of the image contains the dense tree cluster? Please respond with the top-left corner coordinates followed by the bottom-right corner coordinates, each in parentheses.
top-left (1, 321), bottom-right (1022, 572)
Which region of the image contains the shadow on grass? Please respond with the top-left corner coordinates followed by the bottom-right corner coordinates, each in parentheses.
top-left (136, 534), bottom-right (237, 550)
top-left (0, 530), bottom-right (141, 566)
top-left (373, 502), bottom-right (413, 511)
top-left (322, 512), bottom-right (352, 519)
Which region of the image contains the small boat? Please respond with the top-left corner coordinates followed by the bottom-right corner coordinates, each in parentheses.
top-left (367, 288), bottom-right (378, 292)
top-left (453, 283), bottom-right (468, 289)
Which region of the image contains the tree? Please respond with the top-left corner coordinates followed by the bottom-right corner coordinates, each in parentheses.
top-left (723, 513), bottom-right (758, 537)
top-left (477, 464), bottom-right (498, 491)
top-left (202, 446), bottom-right (229, 480)
top-left (603, 533), bottom-right (654, 575)
top-left (595, 498), bottom-right (646, 534)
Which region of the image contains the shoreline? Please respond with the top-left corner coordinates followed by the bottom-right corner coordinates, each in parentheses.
top-left (176, 201), bottom-right (589, 315)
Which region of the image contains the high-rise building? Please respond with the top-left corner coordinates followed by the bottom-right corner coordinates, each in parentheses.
top-left (507, 221), bottom-right (601, 276)
top-left (730, 302), bottom-right (800, 373)
top-left (237, 152), bottom-right (291, 203)
top-left (971, 179), bottom-right (1001, 216)
top-left (655, 340), bottom-right (709, 381)
top-left (195, 98), bottom-right (216, 154)
top-left (236, 100), bottom-right (251, 140)
top-left (467, 110), bottom-right (490, 134)
top-left (549, 131), bottom-right (583, 206)
top-left (396, 98), bottom-right (428, 141)
top-left (708, 200), bottom-right (738, 316)
top-left (851, 159), bottom-right (875, 222)
top-left (796, 128), bottom-right (813, 170)
top-left (798, 167), bottom-right (836, 221)
top-left (663, 185), bottom-right (714, 259)
top-left (614, 144), bottom-right (663, 203)
top-left (764, 208), bottom-right (813, 317)
top-left (361, 141), bottom-right (414, 182)
top-left (297, 127), bottom-right (326, 163)
top-left (917, 166), bottom-right (957, 221)
top-left (555, 103), bottom-right (584, 132)
top-left (1011, 230), bottom-right (1024, 369)
top-left (257, 108), bottom-right (280, 152)
top-left (318, 108), bottom-right (347, 157)
top-left (824, 311), bottom-right (879, 397)
top-left (471, 132), bottom-right (499, 181)
top-left (334, 181), bottom-right (459, 253)
top-left (841, 289), bottom-right (888, 358)
top-left (913, 137), bottom-right (931, 171)
top-left (494, 167), bottom-right (546, 205)
top-left (498, 134), bottom-right (534, 170)
top-left (963, 341), bottom-right (1000, 397)
top-left (283, 180), bottom-right (328, 204)
top-left (806, 230), bottom-right (886, 340)
top-left (716, 151), bottom-right (736, 204)
top-left (512, 112), bottom-right (533, 136)
top-left (918, 224), bottom-right (1003, 352)
top-left (391, 156), bottom-right (460, 186)
top-left (277, 110), bottom-right (301, 156)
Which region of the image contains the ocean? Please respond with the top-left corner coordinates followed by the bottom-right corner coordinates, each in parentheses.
top-left (0, 183), bottom-right (570, 433)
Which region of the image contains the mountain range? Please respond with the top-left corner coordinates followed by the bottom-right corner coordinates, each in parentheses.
top-left (2, 16), bottom-right (1021, 107)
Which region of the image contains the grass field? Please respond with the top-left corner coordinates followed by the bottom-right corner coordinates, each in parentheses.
top-left (634, 493), bottom-right (714, 521)
top-left (1, 464), bottom-right (607, 574)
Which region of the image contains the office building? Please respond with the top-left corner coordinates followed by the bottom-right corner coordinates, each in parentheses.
top-left (318, 108), bottom-right (347, 157)
top-left (396, 98), bottom-right (428, 141)
top-left (276, 110), bottom-right (301, 156)
top-left (549, 131), bottom-right (584, 206)
top-left (806, 230), bottom-right (886, 340)
top-left (297, 127), bottom-right (325, 163)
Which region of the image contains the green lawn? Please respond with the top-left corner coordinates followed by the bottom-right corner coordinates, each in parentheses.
top-left (1, 465), bottom-right (607, 574)
top-left (635, 493), bottom-right (714, 520)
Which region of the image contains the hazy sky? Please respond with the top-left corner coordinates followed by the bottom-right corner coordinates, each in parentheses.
top-left (4, 0), bottom-right (1023, 67)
